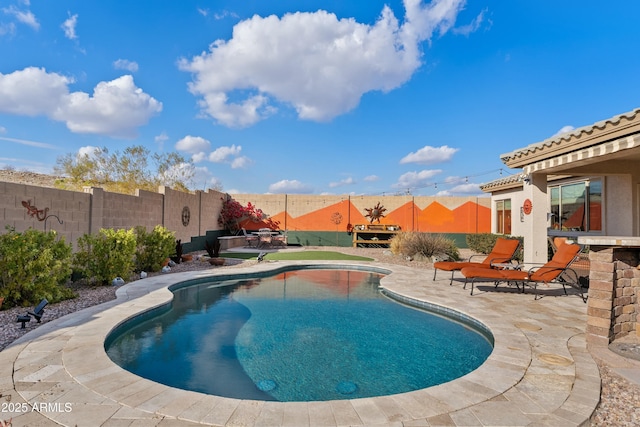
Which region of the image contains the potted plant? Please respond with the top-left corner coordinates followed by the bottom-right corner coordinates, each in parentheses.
top-left (207, 239), bottom-right (225, 266)
top-left (170, 239), bottom-right (183, 264)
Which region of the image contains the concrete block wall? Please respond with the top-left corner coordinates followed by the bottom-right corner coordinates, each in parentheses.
top-left (199, 190), bottom-right (225, 236)
top-left (0, 180), bottom-right (91, 247)
top-left (1, 178), bottom-right (491, 253)
top-left (160, 186), bottom-right (199, 243)
top-left (100, 189), bottom-right (164, 231)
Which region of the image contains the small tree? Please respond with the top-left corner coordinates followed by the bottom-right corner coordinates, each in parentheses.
top-left (54, 145), bottom-right (195, 194)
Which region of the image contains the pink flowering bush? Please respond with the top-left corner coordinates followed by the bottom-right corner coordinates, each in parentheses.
top-left (218, 195), bottom-right (279, 233)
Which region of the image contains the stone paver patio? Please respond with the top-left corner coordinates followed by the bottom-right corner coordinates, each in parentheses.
top-left (0, 261), bottom-right (601, 426)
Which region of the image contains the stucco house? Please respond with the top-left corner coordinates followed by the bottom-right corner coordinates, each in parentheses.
top-left (481, 108), bottom-right (640, 264)
top-left (480, 107), bottom-right (640, 343)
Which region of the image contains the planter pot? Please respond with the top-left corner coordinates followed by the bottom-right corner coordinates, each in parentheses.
top-left (208, 258), bottom-right (225, 266)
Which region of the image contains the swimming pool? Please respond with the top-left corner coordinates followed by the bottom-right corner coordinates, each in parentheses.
top-left (106, 267), bottom-right (493, 402)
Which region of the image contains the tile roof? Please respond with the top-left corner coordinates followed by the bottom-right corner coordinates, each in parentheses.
top-left (500, 107), bottom-right (640, 164)
top-left (479, 172), bottom-right (526, 192)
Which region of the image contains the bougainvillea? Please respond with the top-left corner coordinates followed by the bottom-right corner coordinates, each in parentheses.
top-left (218, 194), bottom-right (279, 233)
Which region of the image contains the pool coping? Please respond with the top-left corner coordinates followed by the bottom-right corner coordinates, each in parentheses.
top-left (1, 260), bottom-right (599, 426)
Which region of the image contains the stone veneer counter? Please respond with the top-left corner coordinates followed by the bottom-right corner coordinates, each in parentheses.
top-left (578, 236), bottom-right (640, 247)
top-left (578, 236), bottom-right (640, 344)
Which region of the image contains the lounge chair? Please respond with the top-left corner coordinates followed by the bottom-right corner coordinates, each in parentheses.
top-left (257, 229), bottom-right (272, 248)
top-left (241, 228), bottom-right (259, 248)
top-left (433, 237), bottom-right (521, 285)
top-left (460, 243), bottom-right (585, 301)
top-left (272, 230), bottom-right (287, 247)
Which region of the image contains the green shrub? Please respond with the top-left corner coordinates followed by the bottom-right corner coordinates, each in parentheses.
top-left (390, 232), bottom-right (460, 261)
top-left (134, 225), bottom-right (176, 272)
top-left (466, 233), bottom-right (523, 261)
top-left (0, 227), bottom-right (74, 308)
top-left (74, 228), bottom-right (137, 285)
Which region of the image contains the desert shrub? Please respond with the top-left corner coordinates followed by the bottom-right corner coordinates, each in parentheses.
top-left (0, 227), bottom-right (74, 308)
top-left (389, 232), bottom-right (413, 255)
top-left (391, 232), bottom-right (460, 261)
top-left (134, 225), bottom-right (176, 272)
top-left (466, 233), bottom-right (523, 261)
top-left (74, 228), bottom-right (137, 285)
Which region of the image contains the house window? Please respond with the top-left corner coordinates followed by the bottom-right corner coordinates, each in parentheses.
top-left (496, 199), bottom-right (512, 234)
top-left (549, 178), bottom-right (602, 232)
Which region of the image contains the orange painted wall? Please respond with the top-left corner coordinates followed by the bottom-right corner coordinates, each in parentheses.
top-left (234, 195), bottom-right (491, 234)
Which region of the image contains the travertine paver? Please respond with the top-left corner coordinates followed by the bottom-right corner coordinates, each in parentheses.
top-left (0, 261), bottom-right (601, 426)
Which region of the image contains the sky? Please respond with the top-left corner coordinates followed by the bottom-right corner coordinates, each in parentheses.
top-left (1, 0), bottom-right (639, 196)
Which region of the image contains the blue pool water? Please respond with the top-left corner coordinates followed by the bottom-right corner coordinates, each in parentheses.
top-left (105, 268), bottom-right (493, 402)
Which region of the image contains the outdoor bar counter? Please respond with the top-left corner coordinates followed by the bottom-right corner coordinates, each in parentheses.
top-left (578, 236), bottom-right (640, 345)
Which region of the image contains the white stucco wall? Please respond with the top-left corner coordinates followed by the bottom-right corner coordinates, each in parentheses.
top-left (605, 175), bottom-right (633, 236)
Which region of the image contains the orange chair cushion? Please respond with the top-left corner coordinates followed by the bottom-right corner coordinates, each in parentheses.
top-left (461, 243), bottom-right (581, 284)
top-left (434, 238), bottom-right (520, 272)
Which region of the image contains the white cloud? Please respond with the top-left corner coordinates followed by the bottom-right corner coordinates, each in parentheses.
top-left (191, 152), bottom-right (207, 163)
top-left (400, 145), bottom-right (458, 164)
top-left (0, 126), bottom-right (6, 134)
top-left (0, 67), bottom-right (72, 116)
top-left (3, 5), bottom-right (39, 30)
top-left (0, 136), bottom-right (57, 149)
top-left (552, 125), bottom-right (575, 137)
top-left (77, 145), bottom-right (100, 159)
top-left (363, 175), bottom-right (379, 182)
top-left (230, 156), bottom-right (251, 169)
top-left (174, 139), bottom-right (251, 167)
top-left (208, 144), bottom-right (242, 162)
top-left (114, 59), bottom-right (139, 73)
top-left (451, 7), bottom-right (487, 36)
top-left (56, 75), bottom-right (162, 137)
top-left (154, 132), bottom-right (169, 150)
top-left (175, 135), bottom-right (211, 154)
top-left (61, 13), bottom-right (78, 39)
top-left (0, 68), bottom-right (162, 137)
top-left (179, 0), bottom-right (466, 127)
top-left (268, 179), bottom-right (314, 194)
top-left (393, 169), bottom-right (442, 189)
top-left (329, 177), bottom-right (355, 188)
top-left (447, 182), bottom-right (482, 194)
top-left (0, 22), bottom-right (17, 36)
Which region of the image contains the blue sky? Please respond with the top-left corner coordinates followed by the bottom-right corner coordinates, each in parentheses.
top-left (1, 0), bottom-right (639, 196)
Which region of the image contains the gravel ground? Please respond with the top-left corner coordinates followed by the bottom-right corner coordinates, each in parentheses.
top-left (0, 246), bottom-right (637, 426)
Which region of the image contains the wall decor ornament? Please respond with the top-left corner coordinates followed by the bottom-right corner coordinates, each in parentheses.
top-left (22, 199), bottom-right (48, 221)
top-left (181, 206), bottom-right (191, 226)
top-left (364, 202), bottom-right (387, 223)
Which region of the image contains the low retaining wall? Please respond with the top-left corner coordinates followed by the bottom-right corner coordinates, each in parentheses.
top-left (217, 236), bottom-right (246, 250)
